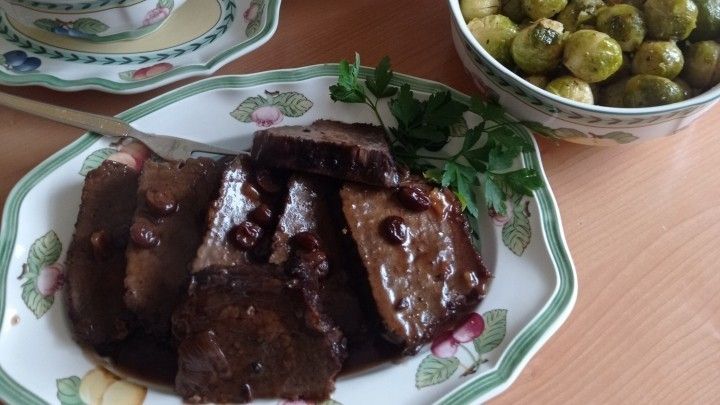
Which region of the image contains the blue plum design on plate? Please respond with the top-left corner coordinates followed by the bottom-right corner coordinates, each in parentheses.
top-left (1, 50), bottom-right (41, 73)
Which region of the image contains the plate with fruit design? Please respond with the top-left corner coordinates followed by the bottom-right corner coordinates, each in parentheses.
top-left (0, 62), bottom-right (576, 404)
top-left (0, 0), bottom-right (281, 94)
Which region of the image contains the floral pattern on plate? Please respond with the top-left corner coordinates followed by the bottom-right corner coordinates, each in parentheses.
top-left (118, 63), bottom-right (174, 81)
top-left (19, 231), bottom-right (63, 318)
top-left (58, 367), bottom-right (147, 405)
top-left (230, 90), bottom-right (314, 127)
top-left (0, 50), bottom-right (41, 73)
top-left (417, 309), bottom-right (508, 388)
top-left (0, 0), bottom-right (281, 93)
top-left (244, 0), bottom-right (265, 37)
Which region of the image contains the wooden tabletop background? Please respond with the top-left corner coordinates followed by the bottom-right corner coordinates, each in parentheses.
top-left (1, 0), bottom-right (719, 403)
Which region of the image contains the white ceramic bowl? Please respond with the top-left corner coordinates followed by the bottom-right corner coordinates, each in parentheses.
top-left (0, 0), bottom-right (187, 42)
top-left (449, 0), bottom-right (720, 146)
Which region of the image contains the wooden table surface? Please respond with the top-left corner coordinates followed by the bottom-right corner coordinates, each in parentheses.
top-left (1, 0), bottom-right (719, 404)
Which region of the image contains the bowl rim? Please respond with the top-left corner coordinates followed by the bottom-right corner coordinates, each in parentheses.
top-left (448, 0), bottom-right (720, 116)
top-left (4, 0), bottom-right (146, 7)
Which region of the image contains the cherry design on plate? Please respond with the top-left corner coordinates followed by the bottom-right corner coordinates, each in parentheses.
top-left (430, 313), bottom-right (485, 358)
top-left (230, 89), bottom-right (314, 127)
top-left (416, 309), bottom-right (508, 389)
top-left (36, 263), bottom-right (64, 297)
top-left (118, 63), bottom-right (173, 81)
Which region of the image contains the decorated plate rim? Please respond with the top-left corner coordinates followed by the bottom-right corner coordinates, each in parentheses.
top-left (0, 0), bottom-right (282, 94)
top-left (0, 64), bottom-right (577, 404)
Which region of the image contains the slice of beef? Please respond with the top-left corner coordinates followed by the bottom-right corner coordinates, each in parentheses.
top-left (124, 158), bottom-right (222, 337)
top-left (340, 179), bottom-right (491, 352)
top-left (64, 160), bottom-right (139, 353)
top-left (172, 265), bottom-right (345, 403)
top-left (269, 175), bottom-right (339, 265)
top-left (193, 156), bottom-right (285, 271)
top-left (270, 175), bottom-right (400, 369)
top-left (109, 329), bottom-right (178, 386)
top-left (251, 120), bottom-right (399, 187)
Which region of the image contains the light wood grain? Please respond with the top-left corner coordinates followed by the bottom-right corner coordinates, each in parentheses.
top-left (1, 0), bottom-right (719, 403)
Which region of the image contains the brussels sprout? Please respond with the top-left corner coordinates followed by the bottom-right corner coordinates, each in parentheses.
top-left (644, 0), bottom-right (699, 40)
top-left (681, 40), bottom-right (720, 89)
top-left (525, 74), bottom-right (550, 87)
top-left (468, 15), bottom-right (519, 65)
top-left (557, 0), bottom-right (606, 32)
top-left (632, 41), bottom-right (684, 79)
top-left (606, 0), bottom-right (645, 7)
top-left (461, 0), bottom-right (502, 21)
top-left (606, 52), bottom-right (632, 81)
top-left (623, 74), bottom-right (686, 106)
top-left (563, 29), bottom-right (623, 82)
top-left (689, 0), bottom-right (720, 41)
top-left (511, 19), bottom-right (566, 74)
top-left (502, 0), bottom-right (527, 22)
top-left (595, 4), bottom-right (646, 52)
top-left (522, 0), bottom-right (569, 19)
top-left (673, 77), bottom-right (694, 98)
top-left (545, 75), bottom-right (596, 103)
top-left (599, 78), bottom-right (629, 106)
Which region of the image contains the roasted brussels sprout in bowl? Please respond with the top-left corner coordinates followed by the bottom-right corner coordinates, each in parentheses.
top-left (450, 0), bottom-right (720, 145)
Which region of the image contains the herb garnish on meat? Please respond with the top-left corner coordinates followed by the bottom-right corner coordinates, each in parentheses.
top-left (329, 54), bottom-right (542, 217)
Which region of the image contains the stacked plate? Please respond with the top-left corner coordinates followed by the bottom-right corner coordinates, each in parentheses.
top-left (0, 0), bottom-right (281, 93)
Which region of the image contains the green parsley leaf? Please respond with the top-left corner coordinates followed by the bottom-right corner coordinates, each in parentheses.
top-left (487, 126), bottom-right (532, 150)
top-left (484, 175), bottom-right (507, 216)
top-left (365, 56), bottom-right (398, 99)
top-left (410, 127), bottom-right (446, 143)
top-left (501, 169), bottom-right (543, 195)
top-left (488, 147), bottom-right (516, 171)
top-left (462, 124), bottom-right (484, 152)
top-left (423, 91), bottom-right (469, 127)
top-left (390, 84), bottom-right (423, 129)
top-left (329, 54), bottom-right (366, 104)
top-left (469, 96), bottom-right (507, 123)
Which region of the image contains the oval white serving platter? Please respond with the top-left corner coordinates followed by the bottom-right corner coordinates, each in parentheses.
top-left (0, 65), bottom-right (576, 405)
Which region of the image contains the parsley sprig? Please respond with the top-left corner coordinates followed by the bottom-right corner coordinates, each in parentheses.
top-left (330, 54), bottom-right (542, 218)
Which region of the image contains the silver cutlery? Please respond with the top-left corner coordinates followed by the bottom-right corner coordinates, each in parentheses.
top-left (0, 91), bottom-right (242, 161)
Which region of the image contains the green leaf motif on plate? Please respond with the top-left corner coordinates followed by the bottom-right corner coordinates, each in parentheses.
top-left (118, 70), bottom-right (135, 82)
top-left (21, 230), bottom-right (62, 318)
top-left (72, 18), bottom-right (109, 35)
top-left (270, 91), bottom-right (314, 117)
top-left (33, 18), bottom-right (59, 32)
top-left (415, 355), bottom-right (460, 388)
top-left (79, 148), bottom-right (116, 176)
top-left (230, 95), bottom-right (270, 122)
top-left (474, 309), bottom-right (508, 355)
top-left (158, 0), bottom-right (175, 9)
top-left (598, 131), bottom-right (638, 144)
top-left (318, 400), bottom-right (343, 405)
top-left (502, 193), bottom-right (531, 256)
top-left (56, 376), bottom-right (83, 405)
top-left (520, 121), bottom-right (561, 140)
top-left (245, 0), bottom-right (265, 37)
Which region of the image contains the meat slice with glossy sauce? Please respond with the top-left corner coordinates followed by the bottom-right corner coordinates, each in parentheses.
top-left (65, 160), bottom-right (139, 352)
top-left (270, 175), bottom-right (400, 369)
top-left (172, 265), bottom-right (345, 403)
top-left (124, 158), bottom-right (222, 337)
top-left (340, 179), bottom-right (491, 352)
top-left (251, 120), bottom-right (400, 187)
top-left (192, 156), bottom-right (285, 271)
